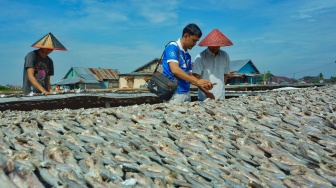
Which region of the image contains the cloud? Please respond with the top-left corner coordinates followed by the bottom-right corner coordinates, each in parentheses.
top-left (131, 0), bottom-right (179, 24)
top-left (1, 0), bottom-right (336, 85)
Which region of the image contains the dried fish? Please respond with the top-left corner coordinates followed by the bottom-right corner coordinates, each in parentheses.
top-left (183, 173), bottom-right (213, 188)
top-left (77, 130), bottom-right (106, 144)
top-left (2, 125), bottom-right (21, 138)
top-left (233, 136), bottom-right (266, 158)
top-left (59, 171), bottom-right (88, 188)
top-left (131, 113), bottom-right (162, 125)
top-left (165, 172), bottom-right (193, 187)
top-left (257, 160), bottom-right (286, 180)
top-left (125, 172), bottom-right (155, 187)
top-left (290, 166), bottom-right (333, 187)
top-left (175, 134), bottom-right (208, 152)
top-left (0, 85), bottom-right (336, 186)
top-left (192, 165), bottom-right (224, 182)
top-left (6, 160), bottom-right (45, 188)
top-left (139, 162), bottom-right (170, 178)
top-left (163, 163), bottom-right (195, 175)
top-left (114, 153), bottom-right (140, 171)
top-left (19, 120), bottom-right (40, 138)
top-left (38, 165), bottom-right (61, 187)
top-left (101, 163), bottom-right (123, 181)
top-left (128, 150), bottom-right (152, 164)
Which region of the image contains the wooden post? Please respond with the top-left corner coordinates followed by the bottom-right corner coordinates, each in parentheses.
top-left (105, 100), bottom-right (110, 108)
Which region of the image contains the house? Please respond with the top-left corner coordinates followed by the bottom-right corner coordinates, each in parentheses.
top-left (120, 58), bottom-right (262, 88)
top-left (119, 58), bottom-right (160, 89)
top-left (227, 59), bottom-right (261, 85)
top-left (53, 67), bottom-right (120, 90)
top-left (265, 76), bottom-right (297, 84)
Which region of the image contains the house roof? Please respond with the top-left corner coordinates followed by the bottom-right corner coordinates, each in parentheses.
top-left (266, 76), bottom-right (297, 83)
top-left (230, 59), bottom-right (260, 73)
top-left (132, 58), bottom-right (160, 73)
top-left (54, 77), bottom-right (100, 85)
top-left (65, 67), bottom-right (119, 80)
top-left (54, 67), bottom-right (119, 85)
top-left (88, 67), bottom-right (120, 80)
top-left (119, 72), bottom-right (152, 76)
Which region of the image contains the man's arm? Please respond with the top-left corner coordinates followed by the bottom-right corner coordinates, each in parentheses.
top-left (27, 68), bottom-right (49, 94)
top-left (193, 73), bottom-right (215, 99)
top-left (169, 62), bottom-right (212, 90)
top-left (46, 76), bottom-right (52, 92)
top-left (224, 53), bottom-right (230, 85)
top-left (224, 74), bottom-right (228, 84)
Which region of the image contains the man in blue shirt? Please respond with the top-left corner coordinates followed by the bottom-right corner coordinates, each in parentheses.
top-left (162, 23), bottom-right (213, 104)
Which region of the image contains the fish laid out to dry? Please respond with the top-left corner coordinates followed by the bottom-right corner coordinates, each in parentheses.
top-left (0, 85), bottom-right (335, 188)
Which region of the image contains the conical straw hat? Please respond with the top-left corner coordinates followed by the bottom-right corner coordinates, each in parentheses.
top-left (198, 29), bottom-right (233, 47)
top-left (31, 32), bottom-right (67, 51)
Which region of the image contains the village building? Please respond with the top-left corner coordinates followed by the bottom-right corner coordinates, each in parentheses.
top-left (265, 76), bottom-right (297, 84)
top-left (53, 58), bottom-right (262, 90)
top-left (121, 58), bottom-right (262, 88)
top-left (227, 59), bottom-right (261, 85)
top-left (53, 67), bottom-right (119, 90)
top-left (119, 58), bottom-right (160, 89)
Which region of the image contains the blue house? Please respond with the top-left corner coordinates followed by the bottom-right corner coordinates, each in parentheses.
top-left (228, 59), bottom-right (261, 85)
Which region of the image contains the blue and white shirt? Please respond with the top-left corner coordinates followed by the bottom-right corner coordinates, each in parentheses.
top-left (162, 39), bottom-right (192, 94)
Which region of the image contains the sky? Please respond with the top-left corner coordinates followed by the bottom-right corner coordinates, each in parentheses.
top-left (0, 0), bottom-right (336, 86)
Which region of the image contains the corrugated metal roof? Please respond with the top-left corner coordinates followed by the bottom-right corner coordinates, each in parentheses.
top-left (132, 58), bottom-right (160, 73)
top-left (230, 59), bottom-right (260, 73)
top-left (107, 69), bottom-right (118, 78)
top-left (87, 68), bottom-right (119, 81)
top-left (230, 59), bottom-right (249, 72)
top-left (73, 67), bottom-right (99, 82)
top-left (70, 67), bottom-right (119, 81)
top-left (55, 67), bottom-right (120, 85)
top-left (54, 77), bottom-right (100, 85)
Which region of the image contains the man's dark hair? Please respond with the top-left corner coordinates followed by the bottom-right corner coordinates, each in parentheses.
top-left (182, 23), bottom-right (202, 38)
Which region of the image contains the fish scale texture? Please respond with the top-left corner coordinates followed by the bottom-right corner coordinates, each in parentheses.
top-left (0, 85), bottom-right (335, 188)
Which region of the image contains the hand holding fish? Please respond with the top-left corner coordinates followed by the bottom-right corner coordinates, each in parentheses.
top-left (197, 79), bottom-right (213, 91)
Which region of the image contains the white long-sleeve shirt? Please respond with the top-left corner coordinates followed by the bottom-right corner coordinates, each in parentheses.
top-left (193, 48), bottom-right (230, 100)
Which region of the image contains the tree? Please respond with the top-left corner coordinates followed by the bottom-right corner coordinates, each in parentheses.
top-left (331, 76), bottom-right (336, 83)
top-left (0, 85), bottom-right (10, 90)
top-left (318, 73), bottom-right (324, 80)
top-left (301, 76), bottom-right (316, 80)
top-left (260, 71), bottom-right (274, 83)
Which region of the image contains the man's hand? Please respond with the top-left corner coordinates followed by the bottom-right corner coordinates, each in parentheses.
top-left (196, 79), bottom-right (213, 90)
top-left (205, 91), bottom-right (215, 100)
top-left (42, 91), bottom-right (51, 95)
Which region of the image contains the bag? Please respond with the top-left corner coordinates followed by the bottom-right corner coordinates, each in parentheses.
top-left (148, 71), bottom-right (177, 100)
top-left (148, 41), bottom-right (180, 100)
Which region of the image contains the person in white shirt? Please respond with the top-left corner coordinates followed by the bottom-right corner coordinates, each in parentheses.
top-left (193, 29), bottom-right (233, 101)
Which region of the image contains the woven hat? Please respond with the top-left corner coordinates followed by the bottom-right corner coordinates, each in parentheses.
top-left (31, 32), bottom-right (67, 51)
top-left (198, 29), bottom-right (233, 47)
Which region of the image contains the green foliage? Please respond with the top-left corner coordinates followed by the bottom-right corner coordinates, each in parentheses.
top-left (318, 73), bottom-right (324, 80)
top-left (0, 85), bottom-right (20, 92)
top-left (260, 71), bottom-right (274, 81)
top-left (0, 85), bottom-right (10, 90)
top-left (301, 76), bottom-right (316, 80)
top-left (331, 76), bottom-right (336, 82)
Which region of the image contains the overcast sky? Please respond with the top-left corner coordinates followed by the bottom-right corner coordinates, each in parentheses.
top-left (1, 0), bottom-right (335, 86)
